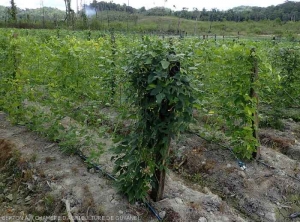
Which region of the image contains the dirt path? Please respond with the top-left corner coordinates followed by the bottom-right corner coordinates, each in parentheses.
top-left (1, 110), bottom-right (300, 222)
top-left (172, 118), bottom-right (300, 222)
top-left (0, 111), bottom-right (147, 221)
top-left (0, 110), bottom-right (249, 222)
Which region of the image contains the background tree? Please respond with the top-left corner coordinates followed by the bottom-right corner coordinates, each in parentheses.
top-left (9, 0), bottom-right (17, 22)
top-left (64, 0), bottom-right (72, 25)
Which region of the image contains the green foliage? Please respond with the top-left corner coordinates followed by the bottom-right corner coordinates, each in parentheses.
top-left (1, 3), bottom-right (300, 36)
top-left (0, 30), bottom-right (125, 158)
top-left (113, 37), bottom-right (195, 202)
top-left (274, 47), bottom-right (300, 106)
top-left (191, 41), bottom-right (259, 159)
top-left (9, 0), bottom-right (17, 22)
top-left (259, 113), bottom-right (284, 130)
top-left (0, 29), bottom-right (300, 202)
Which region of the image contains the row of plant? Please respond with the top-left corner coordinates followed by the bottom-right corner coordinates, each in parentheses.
top-left (0, 30), bottom-right (132, 154)
top-left (0, 29), bottom-right (299, 202)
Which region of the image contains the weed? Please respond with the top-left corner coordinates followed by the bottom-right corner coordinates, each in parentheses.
top-left (30, 153), bottom-right (37, 162)
top-left (191, 173), bottom-right (203, 184)
top-left (185, 149), bottom-right (216, 175)
top-left (22, 169), bottom-right (33, 181)
top-left (71, 166), bottom-right (79, 174)
top-left (163, 208), bottom-right (181, 222)
top-left (44, 194), bottom-right (55, 211)
top-left (37, 168), bottom-right (46, 178)
top-left (259, 115), bottom-right (284, 130)
top-left (294, 126), bottom-right (300, 138)
top-left (259, 132), bottom-right (294, 154)
top-left (276, 193), bottom-right (300, 220)
top-left (45, 156), bottom-right (56, 163)
top-left (97, 205), bottom-right (105, 216)
top-left (0, 139), bottom-right (14, 167)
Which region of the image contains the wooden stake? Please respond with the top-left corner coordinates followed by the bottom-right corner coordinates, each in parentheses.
top-left (150, 143), bottom-right (170, 201)
top-left (250, 48), bottom-right (260, 159)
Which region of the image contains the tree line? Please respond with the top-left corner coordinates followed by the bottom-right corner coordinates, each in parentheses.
top-left (1, 0), bottom-right (300, 31)
top-left (88, 0), bottom-right (300, 22)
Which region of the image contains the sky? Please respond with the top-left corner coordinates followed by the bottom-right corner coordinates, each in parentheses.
top-left (0, 0), bottom-right (295, 11)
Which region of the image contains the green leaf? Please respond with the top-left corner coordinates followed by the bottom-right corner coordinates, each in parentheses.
top-left (150, 85), bottom-right (162, 95)
top-left (161, 60), bottom-right (170, 69)
top-left (150, 51), bottom-right (156, 57)
top-left (145, 58), bottom-right (152, 64)
top-left (156, 93), bottom-right (165, 103)
top-left (148, 74), bottom-right (158, 83)
top-left (146, 83), bottom-right (156, 90)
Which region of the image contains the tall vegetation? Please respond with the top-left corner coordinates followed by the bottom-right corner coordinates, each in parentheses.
top-left (0, 29), bottom-right (299, 202)
top-left (1, 1), bottom-right (300, 35)
top-left (9, 0), bottom-right (17, 22)
top-left (64, 0), bottom-right (74, 26)
top-left (113, 38), bottom-right (195, 202)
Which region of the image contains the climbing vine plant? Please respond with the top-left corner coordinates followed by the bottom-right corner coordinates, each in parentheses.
top-left (113, 37), bottom-right (195, 202)
top-left (272, 46), bottom-right (300, 107)
top-left (191, 41), bottom-right (260, 159)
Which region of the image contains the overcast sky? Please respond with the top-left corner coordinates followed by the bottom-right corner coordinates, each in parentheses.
top-left (0, 0), bottom-right (295, 11)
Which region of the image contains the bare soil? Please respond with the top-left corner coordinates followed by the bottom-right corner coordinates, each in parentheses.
top-left (170, 118), bottom-right (300, 222)
top-left (1, 110), bottom-right (300, 222)
top-left (0, 111), bottom-right (148, 222)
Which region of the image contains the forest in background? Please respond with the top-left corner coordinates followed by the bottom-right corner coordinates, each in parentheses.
top-left (0, 1), bottom-right (300, 37)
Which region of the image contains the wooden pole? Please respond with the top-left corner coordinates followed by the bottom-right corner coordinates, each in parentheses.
top-left (250, 48), bottom-right (260, 159)
top-left (150, 140), bottom-right (171, 201)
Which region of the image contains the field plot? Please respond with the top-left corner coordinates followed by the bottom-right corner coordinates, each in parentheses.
top-left (0, 29), bottom-right (300, 221)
